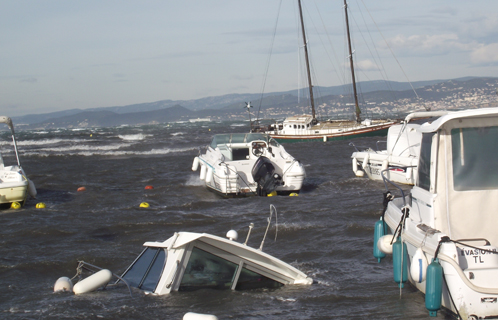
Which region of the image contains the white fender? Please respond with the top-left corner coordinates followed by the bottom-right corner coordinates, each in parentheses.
top-left (352, 158), bottom-right (358, 173)
top-left (406, 167), bottom-right (413, 180)
top-left (362, 154), bottom-right (369, 169)
top-left (28, 179), bottom-right (37, 198)
top-left (183, 313), bottom-right (218, 320)
top-left (192, 157), bottom-right (199, 171)
top-left (54, 276), bottom-right (73, 292)
top-left (73, 269), bottom-right (112, 295)
top-left (410, 247), bottom-right (428, 283)
top-left (381, 159), bottom-right (388, 171)
top-left (199, 164), bottom-right (206, 180)
top-left (377, 235), bottom-right (393, 254)
top-left (205, 167), bottom-right (213, 183)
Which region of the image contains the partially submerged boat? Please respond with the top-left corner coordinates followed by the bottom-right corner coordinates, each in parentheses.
top-left (350, 111), bottom-right (449, 185)
top-left (373, 108), bottom-right (498, 319)
top-left (192, 132), bottom-right (305, 197)
top-left (56, 206), bottom-right (313, 295)
top-left (0, 116), bottom-right (36, 207)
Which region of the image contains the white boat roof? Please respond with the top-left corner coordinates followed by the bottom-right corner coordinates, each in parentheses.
top-left (418, 108), bottom-right (498, 133)
top-left (282, 115), bottom-right (313, 123)
top-left (144, 232), bottom-right (311, 283)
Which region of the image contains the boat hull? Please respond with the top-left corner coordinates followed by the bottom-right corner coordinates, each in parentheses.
top-left (270, 123), bottom-right (392, 143)
top-left (0, 182), bottom-right (28, 205)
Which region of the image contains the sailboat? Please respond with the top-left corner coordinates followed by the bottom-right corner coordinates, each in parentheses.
top-left (256, 0), bottom-right (396, 142)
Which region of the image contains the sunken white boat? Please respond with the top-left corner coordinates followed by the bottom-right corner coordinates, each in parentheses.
top-left (0, 116), bottom-right (36, 207)
top-left (373, 108), bottom-right (498, 319)
top-left (57, 208), bottom-right (312, 295)
top-left (351, 111), bottom-right (449, 185)
top-left (192, 133), bottom-right (305, 197)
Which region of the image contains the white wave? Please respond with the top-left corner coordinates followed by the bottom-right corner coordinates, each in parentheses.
top-left (38, 144), bottom-right (129, 152)
top-left (13, 138), bottom-right (89, 146)
top-left (230, 123), bottom-right (246, 127)
top-left (118, 134), bottom-right (147, 141)
top-left (185, 174), bottom-right (204, 186)
top-left (23, 146), bottom-right (198, 157)
top-left (171, 132), bottom-right (184, 136)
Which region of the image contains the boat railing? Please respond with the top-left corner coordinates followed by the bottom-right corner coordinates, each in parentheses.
top-left (74, 260), bottom-right (133, 297)
top-left (381, 167), bottom-right (415, 207)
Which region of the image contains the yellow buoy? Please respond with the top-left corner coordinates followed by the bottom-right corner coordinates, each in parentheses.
top-left (36, 202), bottom-right (46, 209)
top-left (267, 191), bottom-right (277, 197)
top-left (289, 193), bottom-right (299, 196)
top-left (11, 202), bottom-right (21, 209)
top-left (139, 202), bottom-right (150, 208)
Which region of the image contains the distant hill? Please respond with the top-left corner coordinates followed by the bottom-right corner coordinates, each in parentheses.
top-left (12, 76), bottom-right (498, 129)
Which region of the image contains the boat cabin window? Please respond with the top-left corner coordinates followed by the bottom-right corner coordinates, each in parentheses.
top-left (417, 132), bottom-right (435, 191)
top-left (178, 246), bottom-right (284, 292)
top-left (451, 126), bottom-right (498, 191)
top-left (232, 148), bottom-right (249, 161)
top-left (179, 247), bottom-right (238, 291)
top-left (121, 247), bottom-right (166, 292)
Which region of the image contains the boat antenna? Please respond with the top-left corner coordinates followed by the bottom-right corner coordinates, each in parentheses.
top-left (297, 0), bottom-right (317, 123)
top-left (243, 223), bottom-right (254, 245)
top-left (343, 0), bottom-right (361, 123)
top-left (245, 102), bottom-right (253, 132)
top-left (259, 204), bottom-right (278, 251)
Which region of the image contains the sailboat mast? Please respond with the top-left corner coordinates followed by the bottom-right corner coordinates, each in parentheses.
top-left (297, 0), bottom-right (316, 121)
top-left (343, 0), bottom-right (361, 123)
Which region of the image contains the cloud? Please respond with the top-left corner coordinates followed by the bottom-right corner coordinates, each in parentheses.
top-left (355, 59), bottom-right (380, 72)
top-left (387, 34), bottom-right (472, 55)
top-left (470, 43), bottom-right (498, 65)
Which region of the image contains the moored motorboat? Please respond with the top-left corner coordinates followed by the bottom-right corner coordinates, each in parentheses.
top-left (351, 111), bottom-right (449, 185)
top-left (0, 116), bottom-right (36, 208)
top-left (192, 132), bottom-right (305, 197)
top-left (373, 108), bottom-right (498, 319)
top-left (56, 206), bottom-right (313, 295)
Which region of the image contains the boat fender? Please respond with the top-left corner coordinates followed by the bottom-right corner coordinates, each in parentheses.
top-left (406, 167), bottom-right (413, 180)
top-left (373, 219), bottom-right (387, 262)
top-left (425, 258), bottom-right (443, 317)
top-left (377, 235), bottom-right (393, 255)
top-left (200, 164), bottom-right (207, 180)
top-left (362, 154), bottom-right (369, 169)
top-left (192, 157), bottom-right (199, 171)
top-left (410, 247), bottom-right (428, 283)
top-left (28, 179), bottom-right (37, 198)
top-left (382, 160), bottom-right (388, 171)
top-left (393, 238), bottom-right (408, 288)
top-left (183, 312), bottom-right (218, 320)
top-left (73, 269), bottom-right (112, 295)
top-left (352, 158), bottom-right (358, 173)
top-left (54, 276), bottom-right (73, 292)
top-left (206, 167), bottom-right (213, 183)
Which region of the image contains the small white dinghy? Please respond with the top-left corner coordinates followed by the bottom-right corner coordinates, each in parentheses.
top-left (350, 111), bottom-right (449, 185)
top-left (0, 116), bottom-right (36, 207)
top-left (56, 205), bottom-right (312, 295)
top-left (373, 108), bottom-right (498, 319)
top-left (192, 133), bottom-right (305, 197)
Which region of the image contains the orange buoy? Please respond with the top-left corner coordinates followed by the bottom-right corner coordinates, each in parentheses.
top-left (145, 185), bottom-right (154, 190)
top-left (77, 187), bottom-right (86, 192)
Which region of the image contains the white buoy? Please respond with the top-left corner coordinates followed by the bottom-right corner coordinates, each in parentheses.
top-left (199, 164), bottom-right (206, 180)
top-left (192, 157), bottom-right (199, 171)
top-left (356, 170), bottom-right (364, 177)
top-left (410, 247), bottom-right (428, 283)
top-left (73, 269), bottom-right (112, 295)
top-left (377, 235), bottom-right (393, 254)
top-left (54, 277), bottom-right (73, 292)
top-left (206, 167), bottom-right (213, 183)
top-left (183, 312), bottom-right (218, 320)
top-left (226, 230), bottom-right (238, 241)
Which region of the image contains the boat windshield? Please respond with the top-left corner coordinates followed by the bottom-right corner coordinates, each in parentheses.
top-left (210, 133), bottom-right (275, 149)
top-left (121, 247), bottom-right (166, 292)
top-left (451, 126), bottom-right (498, 191)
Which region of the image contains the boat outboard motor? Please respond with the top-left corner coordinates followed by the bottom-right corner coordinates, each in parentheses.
top-left (251, 156), bottom-right (282, 196)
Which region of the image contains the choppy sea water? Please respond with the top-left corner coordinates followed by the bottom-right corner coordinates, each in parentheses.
top-left (0, 121), bottom-right (452, 319)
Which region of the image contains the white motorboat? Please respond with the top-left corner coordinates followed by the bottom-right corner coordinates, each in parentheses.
top-left (351, 111), bottom-right (449, 185)
top-left (192, 132), bottom-right (305, 197)
top-left (373, 108), bottom-right (498, 319)
top-left (0, 116), bottom-right (36, 207)
top-left (56, 206), bottom-right (313, 295)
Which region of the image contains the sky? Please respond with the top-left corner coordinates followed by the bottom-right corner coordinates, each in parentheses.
top-left (2, 0), bottom-right (498, 117)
